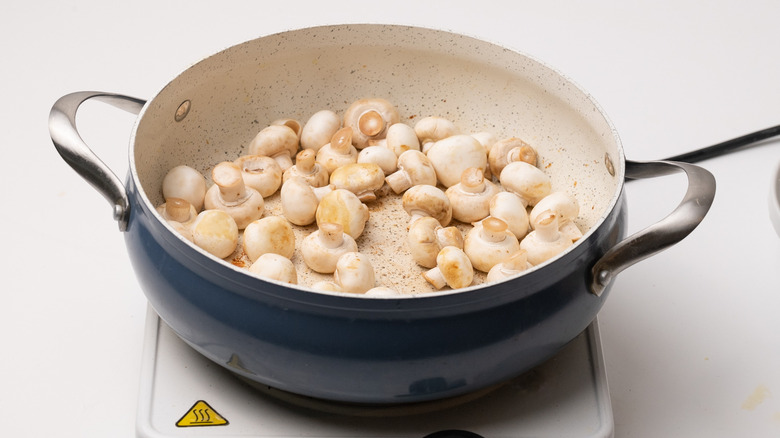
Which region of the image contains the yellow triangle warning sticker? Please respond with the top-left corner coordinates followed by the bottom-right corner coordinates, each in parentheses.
top-left (176, 400), bottom-right (229, 427)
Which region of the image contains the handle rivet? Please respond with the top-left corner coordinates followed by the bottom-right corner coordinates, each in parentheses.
top-left (175, 100), bottom-right (191, 122)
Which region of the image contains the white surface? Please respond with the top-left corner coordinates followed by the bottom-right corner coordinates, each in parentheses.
top-left (137, 307), bottom-right (613, 437)
top-left (3, 1), bottom-right (779, 437)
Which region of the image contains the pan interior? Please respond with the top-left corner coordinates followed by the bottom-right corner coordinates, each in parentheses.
top-left (131, 24), bottom-right (623, 295)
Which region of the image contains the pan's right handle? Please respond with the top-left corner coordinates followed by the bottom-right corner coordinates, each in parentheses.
top-left (49, 91), bottom-right (146, 231)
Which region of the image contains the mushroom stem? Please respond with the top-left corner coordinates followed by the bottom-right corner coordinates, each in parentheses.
top-left (331, 127), bottom-right (354, 154)
top-left (164, 198), bottom-right (194, 223)
top-left (460, 167), bottom-right (486, 194)
top-left (294, 149), bottom-right (317, 174)
top-left (358, 110), bottom-right (385, 137)
top-left (212, 162), bottom-right (248, 203)
top-left (422, 267), bottom-right (447, 290)
top-left (319, 222), bottom-right (346, 249)
top-left (534, 211), bottom-right (561, 242)
top-left (481, 217), bottom-right (511, 243)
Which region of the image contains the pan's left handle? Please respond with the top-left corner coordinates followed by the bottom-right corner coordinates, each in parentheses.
top-left (49, 92), bottom-right (146, 231)
top-left (590, 160), bottom-right (716, 296)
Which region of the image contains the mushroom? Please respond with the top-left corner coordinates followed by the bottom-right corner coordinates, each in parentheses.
top-left (328, 162), bottom-right (385, 202)
top-left (242, 216), bottom-right (296, 263)
top-left (204, 161), bottom-right (265, 229)
top-left (384, 150), bottom-right (438, 194)
top-left (300, 109), bottom-right (342, 151)
top-left (463, 217), bottom-right (521, 273)
top-left (471, 131), bottom-right (498, 156)
top-left (248, 253), bottom-right (297, 285)
top-left (426, 134), bottom-right (488, 188)
top-left (233, 154), bottom-right (283, 198)
top-left (283, 149), bottom-right (329, 188)
top-left (402, 184), bottom-right (452, 226)
top-left (156, 197), bottom-right (197, 241)
top-left (486, 250), bottom-right (532, 283)
top-left (357, 145), bottom-right (397, 175)
top-left (333, 251), bottom-right (376, 293)
top-left (271, 118), bottom-right (303, 142)
top-left (489, 191), bottom-right (530, 240)
top-left (422, 246), bottom-right (474, 290)
top-left (529, 191), bottom-right (583, 241)
top-left (310, 280), bottom-right (343, 293)
top-left (364, 286), bottom-right (401, 297)
top-left (413, 116), bottom-right (459, 153)
top-left (280, 176), bottom-right (333, 226)
top-left (162, 165), bottom-right (207, 211)
top-left (407, 216), bottom-right (464, 268)
top-left (190, 209), bottom-right (239, 259)
top-left (248, 124), bottom-right (300, 171)
top-left (385, 123), bottom-right (421, 157)
top-left (445, 167), bottom-right (500, 223)
top-left (520, 210), bottom-right (574, 265)
top-left (315, 126), bottom-right (358, 174)
top-left (315, 189), bottom-right (370, 240)
top-left (499, 161), bottom-right (552, 207)
top-left (301, 222), bottom-right (358, 273)
top-left (342, 98), bottom-right (400, 149)
top-left (487, 137), bottom-right (538, 177)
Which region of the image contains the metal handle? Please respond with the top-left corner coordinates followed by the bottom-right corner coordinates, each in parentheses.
top-left (49, 91), bottom-right (146, 231)
top-left (590, 160), bottom-right (716, 296)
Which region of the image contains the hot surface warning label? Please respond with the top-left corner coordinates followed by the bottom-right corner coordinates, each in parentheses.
top-left (176, 400), bottom-right (229, 427)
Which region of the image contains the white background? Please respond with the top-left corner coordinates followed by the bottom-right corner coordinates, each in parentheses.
top-left (2, 1), bottom-right (779, 436)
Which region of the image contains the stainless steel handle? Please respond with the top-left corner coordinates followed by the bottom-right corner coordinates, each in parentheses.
top-left (590, 160), bottom-right (716, 296)
top-left (49, 91), bottom-right (146, 231)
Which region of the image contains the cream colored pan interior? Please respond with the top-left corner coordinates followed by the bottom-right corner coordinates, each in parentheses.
top-left (131, 24), bottom-right (623, 295)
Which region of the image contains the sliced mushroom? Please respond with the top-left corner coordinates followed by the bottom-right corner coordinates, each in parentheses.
top-left (162, 165), bottom-right (207, 212)
top-left (190, 209), bottom-right (239, 259)
top-left (301, 109), bottom-right (342, 152)
top-left (301, 222), bottom-right (358, 273)
top-left (248, 124), bottom-right (299, 171)
top-left (384, 150), bottom-right (438, 194)
top-left (329, 162), bottom-right (385, 202)
top-left (234, 154), bottom-right (283, 198)
top-left (283, 149), bottom-right (329, 188)
top-left (315, 126), bottom-right (358, 174)
top-left (520, 210), bottom-right (574, 265)
top-left (463, 217), bottom-right (520, 273)
top-left (204, 161), bottom-right (265, 229)
top-left (315, 189), bottom-right (370, 240)
top-left (426, 134), bottom-right (488, 188)
top-left (248, 253), bottom-right (297, 285)
top-left (445, 167), bottom-right (500, 223)
top-left (402, 184), bottom-right (452, 226)
top-left (407, 216), bottom-right (464, 268)
top-left (242, 216), bottom-right (295, 263)
top-left (333, 251), bottom-right (376, 293)
top-left (498, 161), bottom-right (552, 207)
top-left (343, 98), bottom-right (400, 149)
top-left (423, 246), bottom-right (474, 290)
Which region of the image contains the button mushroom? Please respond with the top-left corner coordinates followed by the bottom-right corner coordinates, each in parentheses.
top-left (271, 118), bottom-right (303, 142)
top-left (445, 167), bottom-right (500, 224)
top-left (357, 145), bottom-right (397, 175)
top-left (498, 161), bottom-right (552, 207)
top-left (190, 209), bottom-right (239, 259)
top-left (529, 191), bottom-right (583, 241)
top-left (342, 98), bottom-right (400, 149)
top-left (248, 124), bottom-right (300, 171)
top-left (283, 149), bottom-right (329, 188)
top-left (422, 246), bottom-right (474, 290)
top-left (384, 150), bottom-right (438, 194)
top-left (329, 162), bottom-right (385, 202)
top-left (413, 116), bottom-right (459, 153)
top-left (248, 253), bottom-right (297, 285)
top-left (333, 251), bottom-right (376, 293)
top-left (402, 184), bottom-right (452, 227)
top-left (385, 122), bottom-right (421, 157)
top-left (301, 109), bottom-right (342, 152)
top-left (315, 189), bottom-right (370, 240)
top-left (233, 154), bottom-right (283, 198)
top-left (463, 217), bottom-right (521, 273)
top-left (156, 197), bottom-right (197, 241)
top-left (486, 249), bottom-right (532, 283)
top-left (488, 137), bottom-right (538, 176)
top-left (426, 134), bottom-right (488, 188)
top-left (520, 210), bottom-right (574, 266)
top-left (364, 286), bottom-right (401, 297)
top-left (279, 176), bottom-right (333, 226)
top-left (407, 216), bottom-right (464, 268)
top-left (301, 222), bottom-right (358, 274)
top-left (162, 165), bottom-right (207, 212)
top-left (471, 131), bottom-right (498, 156)
top-left (310, 280), bottom-right (343, 293)
top-left (315, 126), bottom-right (358, 174)
top-left (204, 161), bottom-right (265, 229)
top-left (242, 216), bottom-right (296, 263)
top-left (489, 191), bottom-right (530, 240)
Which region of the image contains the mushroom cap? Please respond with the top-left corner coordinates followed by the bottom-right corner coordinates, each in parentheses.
top-left (413, 116), bottom-right (459, 147)
top-left (498, 161), bottom-right (552, 207)
top-left (248, 253), bottom-right (297, 284)
top-left (162, 165), bottom-right (207, 211)
top-left (402, 184), bottom-right (452, 226)
top-left (190, 209), bottom-right (239, 259)
top-left (486, 249), bottom-right (531, 283)
top-left (357, 145), bottom-right (398, 175)
top-left (519, 210), bottom-right (574, 265)
top-left (384, 150), bottom-right (437, 194)
top-left (301, 222), bottom-right (358, 274)
top-left (463, 217), bottom-right (521, 273)
top-left (529, 191), bottom-right (580, 227)
top-left (283, 149), bottom-right (329, 188)
top-left (242, 216), bottom-right (296, 263)
top-left (364, 286), bottom-right (401, 297)
top-left (329, 162), bottom-right (385, 202)
top-left (271, 118), bottom-right (303, 141)
top-left (315, 127), bottom-right (358, 174)
top-left (407, 216), bottom-right (463, 268)
top-left (315, 189), bottom-right (370, 239)
top-left (423, 246), bottom-right (473, 290)
top-left (471, 131), bottom-right (498, 156)
top-left (248, 124), bottom-right (300, 170)
top-left (385, 122), bottom-right (421, 157)
top-left (489, 191), bottom-right (530, 240)
top-left (445, 167), bottom-right (500, 223)
top-left (343, 98), bottom-right (400, 149)
top-left (280, 176), bottom-right (320, 226)
top-left (234, 154), bottom-right (283, 198)
top-left (488, 137), bottom-right (537, 176)
top-left (333, 252), bottom-right (376, 293)
top-left (204, 185), bottom-right (264, 230)
top-left (301, 109), bottom-right (341, 151)
top-left (426, 135), bottom-right (488, 188)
